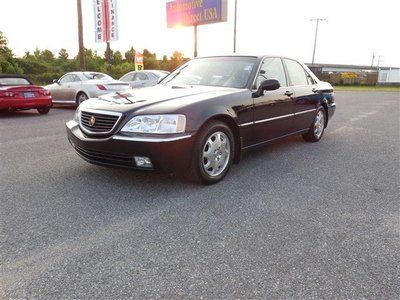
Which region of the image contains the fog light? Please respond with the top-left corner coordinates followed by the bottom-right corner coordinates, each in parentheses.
top-left (134, 156), bottom-right (153, 168)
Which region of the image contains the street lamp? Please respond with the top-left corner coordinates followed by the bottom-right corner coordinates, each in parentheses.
top-left (233, 0), bottom-right (237, 53)
top-left (310, 18), bottom-right (326, 64)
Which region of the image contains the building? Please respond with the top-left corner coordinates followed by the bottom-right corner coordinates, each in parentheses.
top-left (306, 63), bottom-right (400, 86)
top-left (377, 69), bottom-right (400, 86)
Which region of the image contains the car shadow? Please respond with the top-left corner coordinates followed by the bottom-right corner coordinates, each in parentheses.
top-left (0, 110), bottom-right (44, 118)
top-left (0, 105), bottom-right (76, 119)
top-left (65, 134), bottom-right (306, 193)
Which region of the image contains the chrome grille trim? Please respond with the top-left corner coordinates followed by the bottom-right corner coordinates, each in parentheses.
top-left (79, 109), bottom-right (122, 135)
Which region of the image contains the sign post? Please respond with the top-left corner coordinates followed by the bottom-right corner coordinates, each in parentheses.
top-left (166, 0), bottom-right (227, 58)
top-left (93, 0), bottom-right (119, 74)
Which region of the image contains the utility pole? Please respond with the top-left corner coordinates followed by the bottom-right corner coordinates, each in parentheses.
top-left (77, 0), bottom-right (85, 70)
top-left (377, 55), bottom-right (383, 69)
top-left (106, 41), bottom-right (112, 75)
top-left (194, 25), bottom-right (198, 57)
top-left (233, 0), bottom-right (237, 53)
top-left (371, 51), bottom-right (376, 67)
top-left (310, 18), bottom-right (326, 64)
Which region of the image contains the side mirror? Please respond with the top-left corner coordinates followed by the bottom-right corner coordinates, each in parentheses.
top-left (255, 79), bottom-right (280, 97)
top-left (53, 79), bottom-right (59, 85)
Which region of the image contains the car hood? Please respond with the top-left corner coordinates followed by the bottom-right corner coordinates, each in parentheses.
top-left (79, 85), bottom-right (244, 114)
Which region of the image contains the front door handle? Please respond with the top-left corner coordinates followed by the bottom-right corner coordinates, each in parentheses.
top-left (284, 91), bottom-right (293, 97)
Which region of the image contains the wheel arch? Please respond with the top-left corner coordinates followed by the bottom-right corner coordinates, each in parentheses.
top-left (320, 98), bottom-right (329, 127)
top-left (197, 114), bottom-right (242, 164)
top-left (75, 91), bottom-right (89, 105)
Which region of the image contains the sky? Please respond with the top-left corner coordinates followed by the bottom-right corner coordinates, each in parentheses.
top-left (0, 0), bottom-right (399, 67)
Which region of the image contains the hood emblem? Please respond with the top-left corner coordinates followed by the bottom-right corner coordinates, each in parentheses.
top-left (89, 116), bottom-right (96, 127)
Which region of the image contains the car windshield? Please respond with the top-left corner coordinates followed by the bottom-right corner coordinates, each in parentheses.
top-left (0, 77), bottom-right (31, 86)
top-left (83, 72), bottom-right (113, 81)
top-left (162, 57), bottom-right (256, 89)
top-left (152, 71), bottom-right (169, 78)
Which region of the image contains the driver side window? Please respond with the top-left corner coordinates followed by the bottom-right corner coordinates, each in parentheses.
top-left (256, 57), bottom-right (287, 89)
top-left (59, 75), bottom-right (72, 84)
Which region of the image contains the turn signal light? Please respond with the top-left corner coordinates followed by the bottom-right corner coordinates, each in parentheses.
top-left (96, 84), bottom-right (107, 90)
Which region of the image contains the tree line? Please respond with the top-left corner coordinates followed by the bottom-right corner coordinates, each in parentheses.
top-left (0, 31), bottom-right (188, 85)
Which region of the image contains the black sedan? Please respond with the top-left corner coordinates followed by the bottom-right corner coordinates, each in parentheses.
top-left (66, 55), bottom-right (336, 184)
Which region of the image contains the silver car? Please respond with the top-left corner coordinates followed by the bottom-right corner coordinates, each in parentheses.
top-left (119, 70), bottom-right (170, 89)
top-left (46, 72), bottom-right (130, 105)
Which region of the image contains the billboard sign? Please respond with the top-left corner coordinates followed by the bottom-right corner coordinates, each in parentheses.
top-left (94, 0), bottom-right (119, 42)
top-left (166, 0), bottom-right (227, 28)
top-left (135, 52), bottom-right (144, 71)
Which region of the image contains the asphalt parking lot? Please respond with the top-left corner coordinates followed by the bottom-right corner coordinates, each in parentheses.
top-left (1, 91), bottom-right (399, 298)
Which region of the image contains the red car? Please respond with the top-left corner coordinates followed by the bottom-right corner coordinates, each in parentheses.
top-left (0, 74), bottom-right (52, 114)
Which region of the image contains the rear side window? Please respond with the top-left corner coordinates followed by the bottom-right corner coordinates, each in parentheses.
top-left (0, 77), bottom-right (31, 86)
top-left (120, 73), bottom-right (135, 82)
top-left (284, 59), bottom-right (309, 86)
top-left (256, 57), bottom-right (287, 88)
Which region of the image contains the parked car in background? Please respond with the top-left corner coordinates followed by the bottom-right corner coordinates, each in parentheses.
top-left (66, 55), bottom-right (336, 184)
top-left (46, 72), bottom-right (130, 105)
top-left (0, 74), bottom-right (52, 114)
top-left (119, 70), bottom-right (170, 88)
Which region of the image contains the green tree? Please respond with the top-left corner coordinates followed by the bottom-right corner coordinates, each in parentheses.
top-left (58, 48), bottom-right (69, 60)
top-left (0, 31), bottom-right (23, 74)
top-left (1, 31), bottom-right (189, 84)
top-left (143, 49), bottom-right (159, 69)
top-left (124, 47), bottom-right (136, 62)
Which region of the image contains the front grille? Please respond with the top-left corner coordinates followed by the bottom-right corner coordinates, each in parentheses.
top-left (80, 110), bottom-right (120, 133)
top-left (73, 143), bottom-right (136, 167)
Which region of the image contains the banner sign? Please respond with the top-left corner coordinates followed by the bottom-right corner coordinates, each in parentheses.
top-left (166, 0), bottom-right (227, 28)
top-left (135, 52), bottom-right (144, 71)
top-left (94, 0), bottom-right (119, 43)
top-left (341, 72), bottom-right (358, 79)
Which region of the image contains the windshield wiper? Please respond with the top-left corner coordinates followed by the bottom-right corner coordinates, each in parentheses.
top-left (163, 65), bottom-right (188, 85)
top-left (115, 92), bottom-right (134, 104)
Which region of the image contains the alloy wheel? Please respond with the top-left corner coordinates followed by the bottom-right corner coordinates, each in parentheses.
top-left (202, 131), bottom-right (231, 177)
top-left (314, 110), bottom-right (325, 138)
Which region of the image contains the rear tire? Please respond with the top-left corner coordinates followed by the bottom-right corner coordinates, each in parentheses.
top-left (37, 107), bottom-right (50, 114)
top-left (76, 92), bottom-right (88, 105)
top-left (302, 107), bottom-right (325, 142)
top-left (191, 121), bottom-right (234, 185)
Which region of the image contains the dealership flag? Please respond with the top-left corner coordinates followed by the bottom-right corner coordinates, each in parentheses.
top-left (94, 0), bottom-right (119, 42)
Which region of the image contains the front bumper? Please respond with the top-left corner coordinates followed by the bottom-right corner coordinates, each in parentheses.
top-left (66, 120), bottom-right (195, 172)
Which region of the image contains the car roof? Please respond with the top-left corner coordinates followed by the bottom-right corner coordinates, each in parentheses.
top-left (194, 54), bottom-right (300, 61)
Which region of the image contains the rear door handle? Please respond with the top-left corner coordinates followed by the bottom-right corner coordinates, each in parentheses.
top-left (284, 91), bottom-right (293, 97)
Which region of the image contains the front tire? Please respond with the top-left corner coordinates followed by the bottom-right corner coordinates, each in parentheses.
top-left (302, 107), bottom-right (325, 142)
top-left (191, 121), bottom-right (234, 185)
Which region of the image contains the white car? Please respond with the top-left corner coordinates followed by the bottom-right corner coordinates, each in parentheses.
top-left (46, 72), bottom-right (130, 105)
top-left (119, 70), bottom-right (170, 89)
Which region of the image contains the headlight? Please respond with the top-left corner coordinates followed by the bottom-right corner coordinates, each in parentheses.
top-left (73, 107), bottom-right (80, 122)
top-left (121, 114), bottom-right (186, 134)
